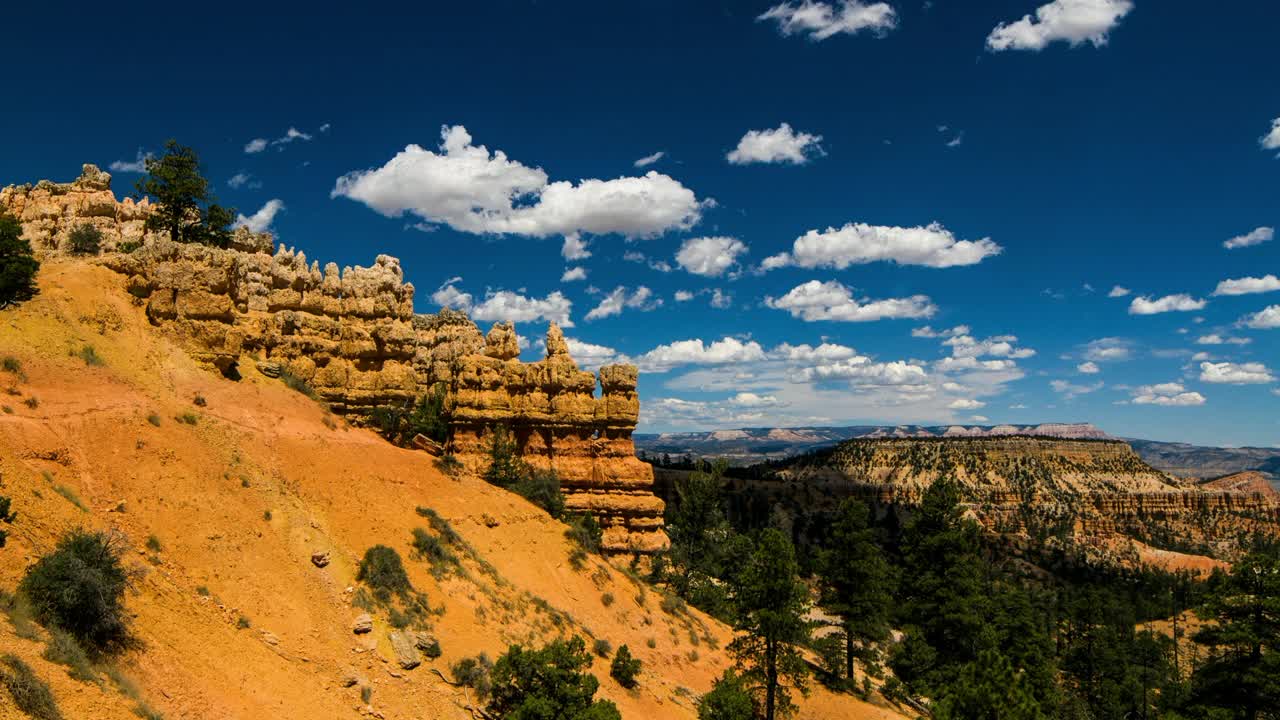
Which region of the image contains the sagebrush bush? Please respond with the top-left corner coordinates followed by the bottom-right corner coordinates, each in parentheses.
top-left (593, 638), bottom-right (613, 657)
top-left (42, 627), bottom-right (97, 683)
top-left (1, 654), bottom-right (64, 720)
top-left (67, 224), bottom-right (102, 255)
top-left (565, 514), bottom-right (603, 554)
top-left (19, 530), bottom-right (131, 654)
top-left (451, 653), bottom-right (494, 699)
top-left (357, 545), bottom-right (411, 601)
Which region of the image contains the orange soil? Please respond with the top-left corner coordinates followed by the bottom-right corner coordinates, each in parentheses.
top-left (0, 261), bottom-right (904, 720)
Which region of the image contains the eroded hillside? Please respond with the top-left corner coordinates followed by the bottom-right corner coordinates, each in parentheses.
top-left (0, 261), bottom-right (903, 719)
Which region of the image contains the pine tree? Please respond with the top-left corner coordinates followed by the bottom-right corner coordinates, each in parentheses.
top-left (667, 460), bottom-right (732, 608)
top-left (0, 212), bottom-right (39, 307)
top-left (1187, 549), bottom-right (1280, 719)
top-left (727, 528), bottom-right (810, 720)
top-left (483, 425), bottom-right (523, 488)
top-left (697, 669), bottom-right (757, 720)
top-left (816, 497), bottom-right (893, 683)
top-left (934, 647), bottom-right (1048, 720)
top-left (135, 140), bottom-right (235, 247)
top-left (487, 636), bottom-right (621, 720)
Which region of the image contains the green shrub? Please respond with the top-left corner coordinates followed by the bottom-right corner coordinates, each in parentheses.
top-left (0, 212), bottom-right (40, 308)
top-left (1, 356), bottom-right (20, 374)
top-left (513, 466), bottom-right (564, 519)
top-left (593, 638), bottom-right (612, 658)
top-left (482, 425), bottom-right (523, 488)
top-left (356, 545), bottom-right (411, 602)
top-left (73, 345), bottom-right (103, 367)
top-left (24, 396), bottom-right (39, 409)
top-left (236, 615), bottom-right (250, 630)
top-left (42, 627), bottom-right (97, 683)
top-left (117, 240), bottom-right (142, 254)
top-left (565, 514), bottom-right (603, 554)
top-left (610, 644), bottom-right (641, 689)
top-left (67, 224), bottom-right (103, 255)
top-left (451, 654), bottom-right (494, 698)
top-left (410, 528), bottom-right (457, 572)
top-left (52, 485), bottom-right (87, 513)
top-left (414, 507), bottom-right (461, 545)
top-left (487, 637), bottom-right (620, 720)
top-left (146, 413), bottom-right (161, 427)
top-left (145, 535), bottom-right (163, 553)
top-left (192, 394), bottom-right (207, 407)
top-left (370, 384), bottom-right (448, 446)
top-left (601, 593), bottom-right (615, 608)
top-left (697, 669), bottom-right (755, 720)
top-left (19, 530), bottom-right (131, 654)
top-left (0, 654), bottom-right (64, 720)
top-left (0, 494), bottom-right (15, 548)
top-left (422, 638), bottom-right (443, 659)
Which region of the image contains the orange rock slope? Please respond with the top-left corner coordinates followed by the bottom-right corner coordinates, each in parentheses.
top-left (0, 262), bottom-right (904, 720)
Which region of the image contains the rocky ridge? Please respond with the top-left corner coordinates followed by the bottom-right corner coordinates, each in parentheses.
top-left (0, 165), bottom-right (666, 558)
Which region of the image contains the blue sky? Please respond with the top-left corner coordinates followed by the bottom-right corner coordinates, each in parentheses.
top-left (2, 0), bottom-right (1278, 446)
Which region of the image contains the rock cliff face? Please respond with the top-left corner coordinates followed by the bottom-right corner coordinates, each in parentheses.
top-left (1, 165), bottom-right (666, 558)
top-left (772, 437), bottom-right (1280, 561)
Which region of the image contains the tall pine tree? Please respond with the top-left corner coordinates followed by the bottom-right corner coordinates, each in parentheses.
top-left (728, 528), bottom-right (810, 720)
top-left (816, 497), bottom-right (893, 684)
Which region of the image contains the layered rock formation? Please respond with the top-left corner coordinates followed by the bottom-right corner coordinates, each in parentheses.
top-left (1, 165), bottom-right (667, 557)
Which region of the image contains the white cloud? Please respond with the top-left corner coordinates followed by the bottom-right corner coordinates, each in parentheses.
top-left (634, 151), bottom-right (665, 168)
top-left (560, 267), bottom-right (587, 282)
top-left (948, 398), bottom-right (986, 410)
top-left (1108, 285), bottom-right (1131, 297)
top-left (710, 289), bottom-right (732, 309)
top-left (244, 138), bottom-right (268, 154)
top-left (561, 337), bottom-right (624, 370)
top-left (432, 280), bottom-right (573, 327)
top-left (227, 172), bottom-right (261, 190)
top-left (1077, 361), bottom-right (1100, 374)
top-left (943, 333), bottom-right (1036, 359)
top-left (561, 234), bottom-right (592, 261)
top-left (1223, 226), bottom-right (1274, 250)
top-left (986, 0), bottom-right (1133, 52)
top-left (729, 392), bottom-right (784, 408)
top-left (585, 286), bottom-right (660, 321)
top-left (1051, 379), bottom-right (1104, 399)
top-left (1083, 337), bottom-right (1133, 362)
top-left (799, 357), bottom-right (929, 386)
top-left (726, 123), bottom-right (824, 165)
top-left (1129, 293), bottom-right (1207, 315)
top-left (1132, 382), bottom-right (1206, 407)
top-left (766, 280), bottom-right (936, 322)
top-left (761, 221), bottom-right (1001, 270)
top-left (912, 325), bottom-right (969, 339)
top-left (636, 337), bottom-right (766, 372)
top-left (246, 126), bottom-right (317, 154)
top-left (675, 236), bottom-right (748, 277)
top-left (1199, 361), bottom-right (1275, 385)
top-left (333, 125), bottom-right (708, 241)
top-left (674, 290), bottom-right (695, 302)
top-left (769, 342), bottom-right (859, 363)
top-left (233, 199), bottom-right (285, 233)
top-left (1196, 334), bottom-right (1250, 346)
top-left (108, 149), bottom-right (152, 173)
top-left (1213, 274), bottom-right (1280, 296)
top-left (757, 1), bottom-right (898, 41)
top-left (1242, 305), bottom-right (1280, 329)
top-left (1260, 118), bottom-right (1280, 152)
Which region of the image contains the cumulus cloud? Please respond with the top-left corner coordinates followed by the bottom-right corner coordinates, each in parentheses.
top-left (1223, 226), bottom-right (1274, 250)
top-left (1195, 334), bottom-right (1250, 346)
top-left (233, 199), bottom-right (285, 233)
top-left (1213, 274), bottom-right (1280, 296)
top-left (726, 123), bottom-right (824, 165)
top-left (560, 267), bottom-right (587, 282)
top-left (1199, 361), bottom-right (1275, 385)
top-left (943, 333), bottom-right (1036, 359)
top-left (1108, 285), bottom-right (1131, 298)
top-left (1261, 119), bottom-right (1280, 153)
top-left (769, 342), bottom-right (859, 363)
top-left (561, 234), bottom-right (592, 261)
top-left (585, 286), bottom-right (661, 321)
top-left (243, 138), bottom-right (268, 154)
top-left (761, 221), bottom-right (1001, 270)
top-left (1077, 361), bottom-right (1100, 374)
top-left (560, 337), bottom-right (624, 370)
top-left (1241, 305), bottom-right (1280, 329)
top-left (766, 280), bottom-right (936, 322)
top-left (1051, 379), bottom-right (1104, 399)
top-left (109, 149), bottom-right (152, 174)
top-left (1132, 382), bottom-right (1206, 407)
top-left (948, 398), bottom-right (986, 410)
top-left (636, 337), bottom-right (766, 372)
top-left (634, 151), bottom-right (665, 168)
top-left (675, 236), bottom-right (748, 277)
top-left (333, 125), bottom-right (708, 241)
top-left (757, 1), bottom-right (898, 41)
top-left (432, 280), bottom-right (573, 327)
top-left (986, 0), bottom-right (1133, 52)
top-left (674, 290), bottom-right (695, 302)
top-left (1129, 294), bottom-right (1207, 315)
top-left (1083, 337), bottom-right (1133, 362)
top-left (796, 356), bottom-right (929, 386)
top-left (728, 392), bottom-right (784, 408)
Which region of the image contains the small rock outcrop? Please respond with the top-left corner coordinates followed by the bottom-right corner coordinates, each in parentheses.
top-left (387, 631), bottom-right (421, 670)
top-left (352, 614), bottom-right (373, 635)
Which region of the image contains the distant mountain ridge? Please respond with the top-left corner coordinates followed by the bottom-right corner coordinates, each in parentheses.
top-left (636, 423), bottom-right (1280, 489)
